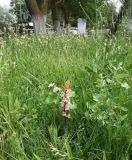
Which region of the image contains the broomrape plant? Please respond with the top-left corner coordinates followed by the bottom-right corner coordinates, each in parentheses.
top-left (46, 80), bottom-right (76, 119)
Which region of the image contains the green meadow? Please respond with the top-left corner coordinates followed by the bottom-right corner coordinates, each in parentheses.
top-left (0, 32), bottom-right (132, 160)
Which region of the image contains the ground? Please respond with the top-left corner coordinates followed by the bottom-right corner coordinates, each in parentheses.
top-left (0, 32), bottom-right (132, 159)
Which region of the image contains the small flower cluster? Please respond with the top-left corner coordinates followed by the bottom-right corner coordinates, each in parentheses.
top-left (60, 80), bottom-right (70, 117)
top-left (47, 80), bottom-right (75, 118)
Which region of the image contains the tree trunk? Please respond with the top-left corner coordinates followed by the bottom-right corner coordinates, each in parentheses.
top-left (25, 0), bottom-right (48, 33)
top-left (52, 0), bottom-right (63, 32)
top-left (53, 19), bottom-right (61, 32)
top-left (51, 0), bottom-right (69, 33)
top-left (62, 5), bottom-right (70, 32)
top-left (32, 15), bottom-right (46, 33)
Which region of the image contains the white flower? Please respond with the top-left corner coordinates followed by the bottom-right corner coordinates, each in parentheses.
top-left (48, 83), bottom-right (55, 88)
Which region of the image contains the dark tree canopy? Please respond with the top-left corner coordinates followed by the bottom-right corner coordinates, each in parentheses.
top-left (10, 0), bottom-right (116, 25)
top-left (10, 0), bottom-right (29, 23)
top-left (9, 0), bottom-right (120, 33)
top-left (66, 0), bottom-right (113, 26)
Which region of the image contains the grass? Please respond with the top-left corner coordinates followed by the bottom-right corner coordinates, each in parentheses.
top-left (0, 32), bottom-right (132, 160)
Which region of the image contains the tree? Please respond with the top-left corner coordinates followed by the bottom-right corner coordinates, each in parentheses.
top-left (10, 0), bottom-right (29, 23)
top-left (65, 0), bottom-right (107, 26)
top-left (0, 6), bottom-right (16, 31)
top-left (51, 0), bottom-right (116, 30)
top-left (10, 0), bottom-right (119, 33)
top-left (9, 0), bottom-right (48, 33)
top-left (25, 0), bottom-right (48, 33)
top-left (10, 0), bottom-right (63, 32)
top-left (111, 0), bottom-right (131, 33)
top-left (96, 1), bottom-right (117, 29)
top-left (51, 0), bottom-right (69, 32)
top-left (24, 0), bottom-right (69, 33)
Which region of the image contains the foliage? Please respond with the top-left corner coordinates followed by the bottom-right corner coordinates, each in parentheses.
top-left (9, 0), bottom-right (117, 28)
top-left (66, 0), bottom-right (117, 27)
top-left (10, 0), bottom-right (29, 23)
top-left (0, 32), bottom-right (132, 159)
top-left (123, 0), bottom-right (132, 18)
top-left (0, 6), bottom-right (16, 30)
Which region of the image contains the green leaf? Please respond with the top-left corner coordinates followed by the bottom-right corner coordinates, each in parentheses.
top-left (85, 65), bottom-right (97, 73)
top-left (53, 86), bottom-right (61, 92)
top-left (119, 114), bottom-right (128, 122)
top-left (53, 98), bottom-right (59, 104)
top-left (45, 96), bottom-right (53, 104)
top-left (120, 107), bottom-right (128, 112)
top-left (69, 102), bottom-right (77, 110)
top-left (69, 90), bottom-right (75, 97)
top-left (85, 111), bottom-right (89, 118)
top-left (121, 82), bottom-right (130, 89)
top-left (33, 153), bottom-right (42, 160)
top-left (93, 94), bottom-right (100, 102)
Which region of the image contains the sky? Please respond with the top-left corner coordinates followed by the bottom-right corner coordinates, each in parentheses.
top-left (0, 0), bottom-right (122, 11)
top-left (109, 0), bottom-right (122, 12)
top-left (0, 0), bottom-right (11, 8)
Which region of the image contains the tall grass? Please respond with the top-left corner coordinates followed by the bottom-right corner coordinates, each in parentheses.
top-left (0, 32), bottom-right (132, 160)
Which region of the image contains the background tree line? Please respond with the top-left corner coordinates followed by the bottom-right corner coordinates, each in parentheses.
top-left (0, 0), bottom-right (131, 32)
top-left (9, 0), bottom-right (117, 28)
